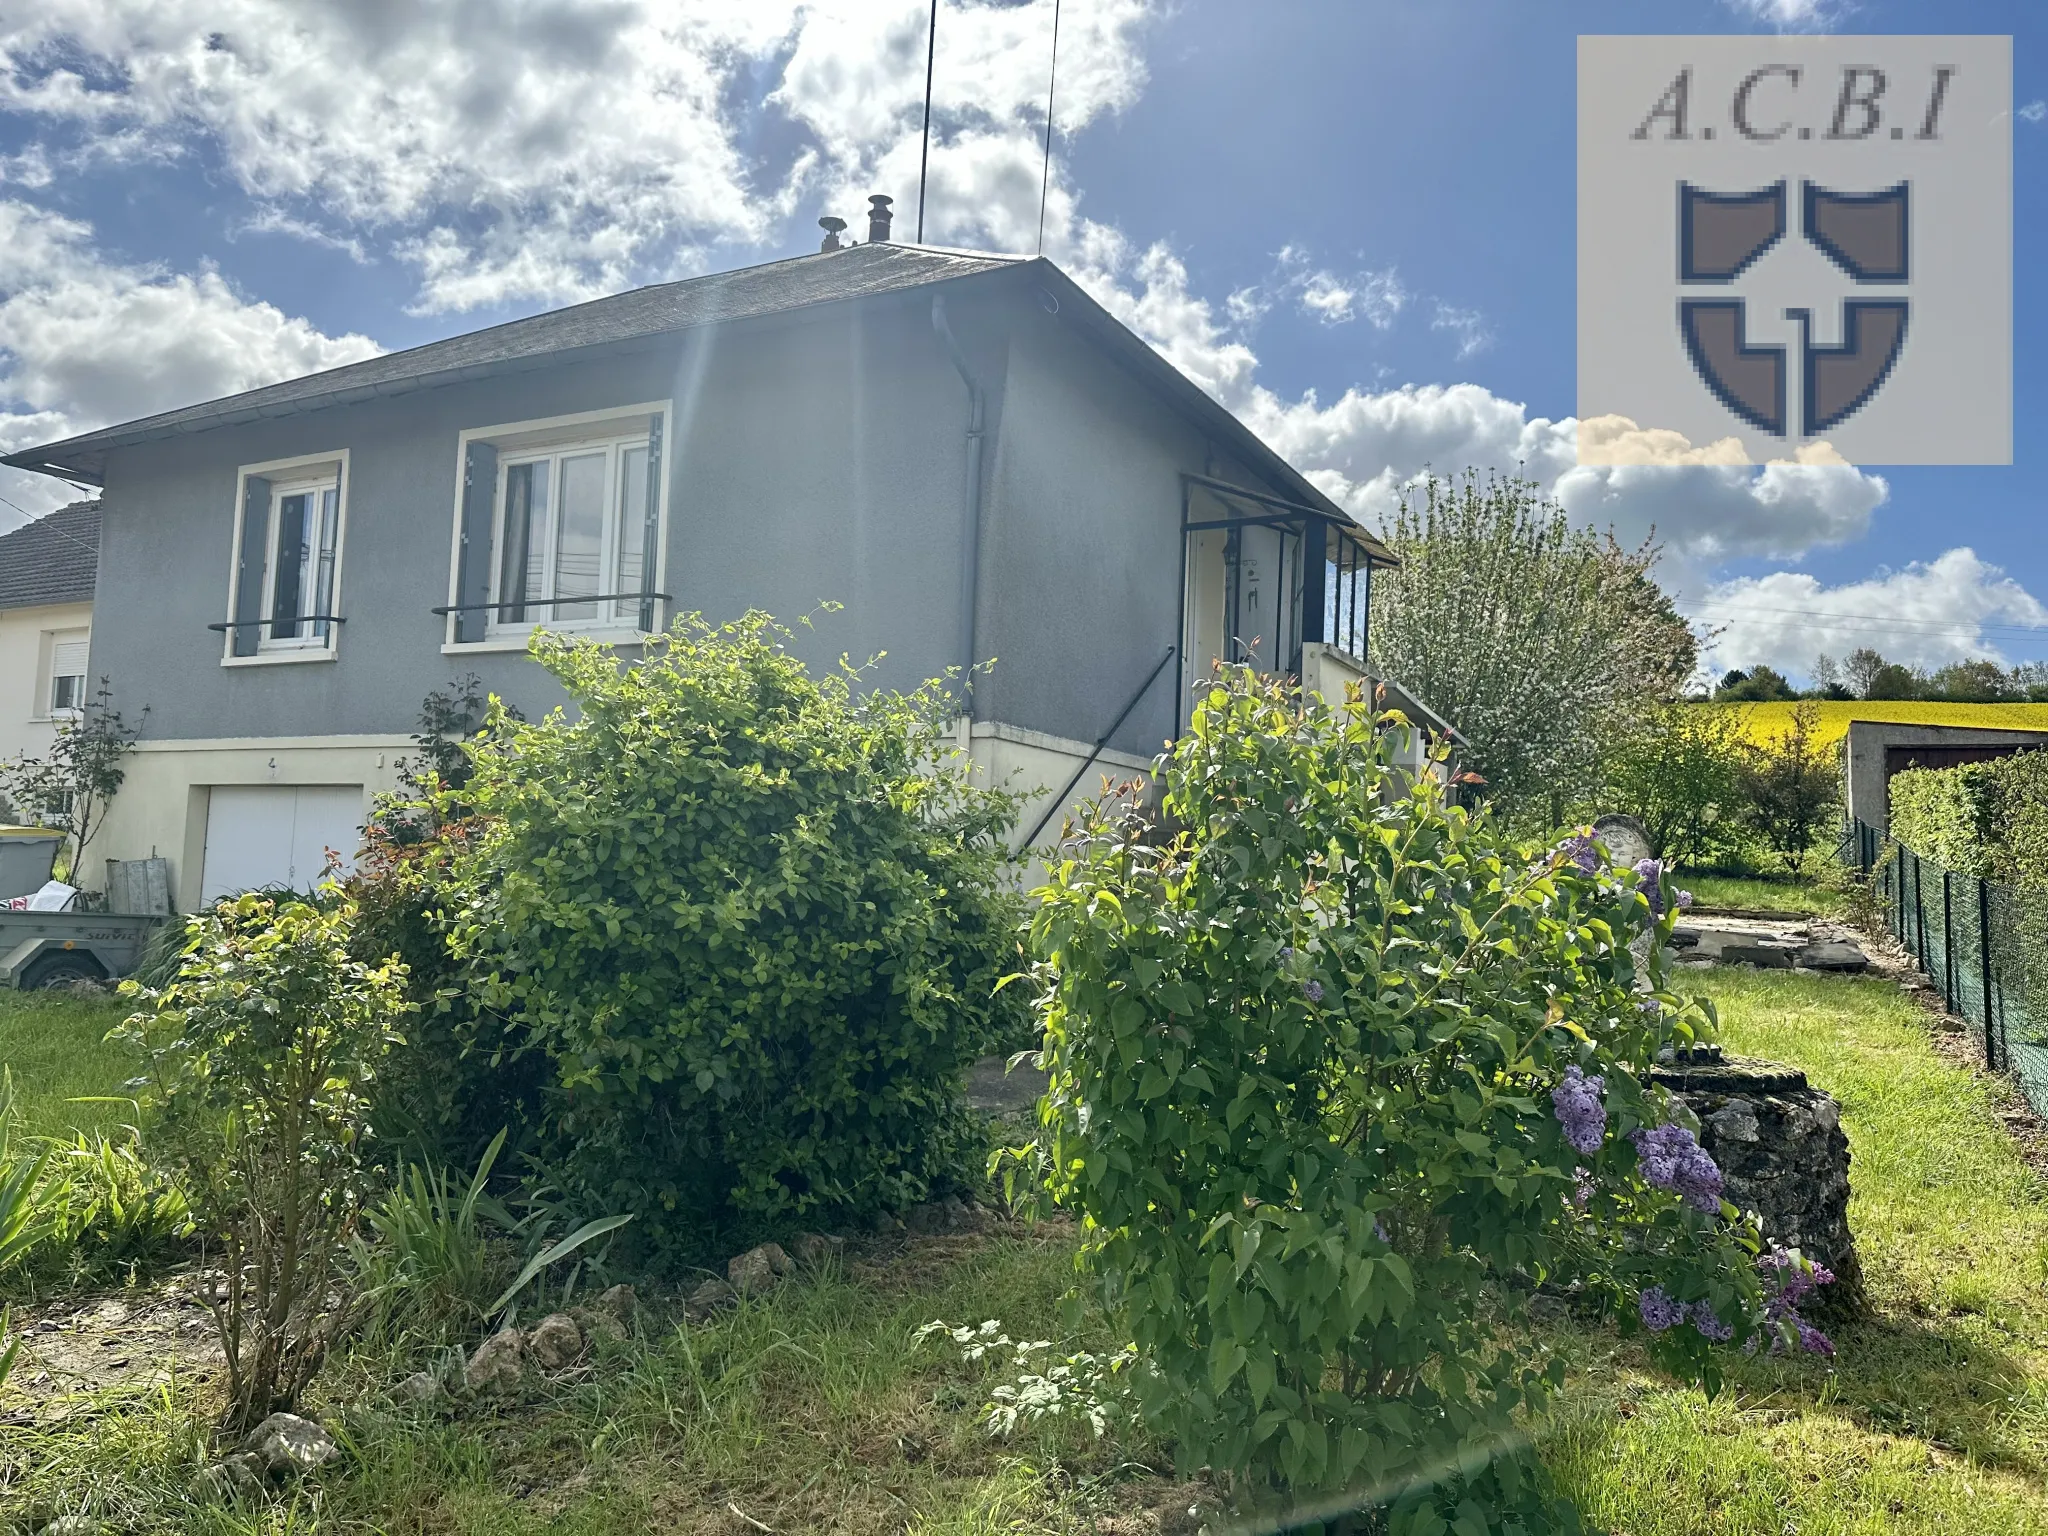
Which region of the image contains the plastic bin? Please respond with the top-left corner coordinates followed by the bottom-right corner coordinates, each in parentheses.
top-left (0, 827), bottom-right (63, 902)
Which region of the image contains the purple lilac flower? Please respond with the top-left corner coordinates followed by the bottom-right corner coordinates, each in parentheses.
top-left (1280, 946), bottom-right (1295, 962)
top-left (1303, 979), bottom-right (1324, 1004)
top-left (1757, 1244), bottom-right (1837, 1355)
top-left (1559, 832), bottom-right (1601, 875)
top-left (1631, 1123), bottom-right (1725, 1213)
top-left (1572, 1168), bottom-right (1595, 1210)
top-left (1676, 889), bottom-right (1694, 911)
top-left (1689, 1303), bottom-right (1735, 1343)
top-left (1634, 858), bottom-right (1666, 916)
top-left (1638, 1286), bottom-right (1685, 1332)
top-left (1551, 1066), bottom-right (1608, 1155)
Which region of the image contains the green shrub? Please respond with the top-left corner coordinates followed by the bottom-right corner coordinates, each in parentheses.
top-left (432, 613), bottom-right (1029, 1259)
top-left (1600, 703), bottom-right (1745, 866)
top-left (1024, 668), bottom-right (1787, 1532)
top-left (1891, 751), bottom-right (2048, 886)
top-left (119, 892), bottom-right (413, 1431)
top-left (1738, 702), bottom-right (1840, 876)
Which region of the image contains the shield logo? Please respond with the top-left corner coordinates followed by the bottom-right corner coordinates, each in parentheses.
top-left (1676, 179), bottom-right (1910, 440)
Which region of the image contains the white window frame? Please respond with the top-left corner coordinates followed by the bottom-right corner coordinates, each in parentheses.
top-left (35, 627), bottom-right (90, 721)
top-left (444, 401), bottom-right (673, 653)
top-left (222, 449), bottom-right (352, 668)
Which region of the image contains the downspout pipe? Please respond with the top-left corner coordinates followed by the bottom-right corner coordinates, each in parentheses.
top-left (931, 294), bottom-right (985, 724)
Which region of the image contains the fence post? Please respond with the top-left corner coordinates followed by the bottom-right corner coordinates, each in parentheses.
top-left (1913, 853), bottom-right (1927, 976)
top-left (1942, 868), bottom-right (1955, 1015)
top-left (1978, 876), bottom-right (1998, 1073)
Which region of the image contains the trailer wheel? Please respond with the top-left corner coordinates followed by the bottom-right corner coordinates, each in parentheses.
top-left (21, 952), bottom-right (108, 991)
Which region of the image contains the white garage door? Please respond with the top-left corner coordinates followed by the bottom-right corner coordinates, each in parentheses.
top-left (201, 785), bottom-right (364, 903)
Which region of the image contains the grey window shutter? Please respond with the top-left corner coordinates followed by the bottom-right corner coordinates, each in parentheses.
top-left (456, 441), bottom-right (498, 644)
top-left (639, 415), bottom-right (663, 633)
top-left (233, 475), bottom-right (271, 656)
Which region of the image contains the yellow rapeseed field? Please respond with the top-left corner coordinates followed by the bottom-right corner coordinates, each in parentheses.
top-left (1709, 699), bottom-right (2048, 749)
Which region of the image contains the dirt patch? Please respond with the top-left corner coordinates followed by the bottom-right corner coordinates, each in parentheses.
top-left (1, 1276), bottom-right (223, 1424)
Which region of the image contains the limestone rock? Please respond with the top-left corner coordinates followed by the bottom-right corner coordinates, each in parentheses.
top-left (464, 1329), bottom-right (526, 1393)
top-left (684, 1277), bottom-right (737, 1320)
top-left (527, 1312), bottom-right (584, 1371)
top-left (394, 1369), bottom-right (442, 1403)
top-left (241, 1412), bottom-right (340, 1477)
top-left (727, 1243), bottom-right (791, 1296)
top-left (1721, 942), bottom-right (1795, 969)
top-left (191, 1450), bottom-right (267, 1501)
top-left (790, 1232), bottom-right (846, 1268)
top-left (595, 1283), bottom-right (638, 1326)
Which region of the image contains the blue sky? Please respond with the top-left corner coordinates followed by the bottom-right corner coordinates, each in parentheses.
top-left (0, 0), bottom-right (2039, 682)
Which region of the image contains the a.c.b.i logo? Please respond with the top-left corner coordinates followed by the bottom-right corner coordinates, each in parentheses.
top-left (1578, 36), bottom-right (2010, 467)
top-left (1679, 177), bottom-right (1908, 439)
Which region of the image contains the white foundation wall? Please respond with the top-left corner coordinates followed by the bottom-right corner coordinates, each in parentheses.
top-left (93, 735), bottom-right (411, 912)
top-left (96, 719), bottom-right (1155, 912)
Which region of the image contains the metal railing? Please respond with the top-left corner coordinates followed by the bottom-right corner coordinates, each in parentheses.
top-left (1849, 817), bottom-right (2048, 1118)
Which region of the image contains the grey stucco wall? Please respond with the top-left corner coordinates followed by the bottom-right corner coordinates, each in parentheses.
top-left (979, 305), bottom-right (1296, 761)
top-left (92, 289), bottom-right (1003, 742)
top-left (1844, 722), bottom-right (2048, 835)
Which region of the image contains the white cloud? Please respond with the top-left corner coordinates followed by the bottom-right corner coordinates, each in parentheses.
top-left (0, 199), bottom-right (380, 517)
top-left (0, 1), bottom-right (1154, 312)
top-left (2020, 100), bottom-right (2046, 124)
top-left (1723, 0), bottom-right (1847, 30)
top-left (1698, 550), bottom-right (2048, 679)
top-left (1429, 301), bottom-right (1490, 359)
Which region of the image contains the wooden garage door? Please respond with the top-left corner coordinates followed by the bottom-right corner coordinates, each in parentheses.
top-left (201, 785), bottom-right (363, 904)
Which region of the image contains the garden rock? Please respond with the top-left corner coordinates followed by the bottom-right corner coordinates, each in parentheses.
top-left (1720, 942), bottom-right (1795, 969)
top-left (394, 1370), bottom-right (442, 1403)
top-left (191, 1449), bottom-right (268, 1502)
top-left (1794, 939), bottom-right (1870, 973)
top-left (1648, 1054), bottom-right (1867, 1319)
top-left (527, 1312), bottom-right (584, 1371)
top-left (790, 1232), bottom-right (846, 1268)
top-left (464, 1329), bottom-right (526, 1393)
top-left (684, 1278), bottom-right (737, 1320)
top-left (1591, 813), bottom-right (1653, 868)
top-left (728, 1243), bottom-right (791, 1296)
top-left (595, 1283), bottom-right (638, 1326)
top-left (241, 1412), bottom-right (341, 1478)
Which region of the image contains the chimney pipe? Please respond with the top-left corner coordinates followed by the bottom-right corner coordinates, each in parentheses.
top-left (818, 215), bottom-right (847, 252)
top-left (866, 194), bottom-right (894, 244)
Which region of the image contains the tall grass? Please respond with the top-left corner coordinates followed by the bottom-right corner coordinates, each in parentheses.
top-left (0, 987), bottom-right (137, 1138)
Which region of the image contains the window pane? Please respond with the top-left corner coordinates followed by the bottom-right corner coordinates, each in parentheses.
top-left (52, 674), bottom-right (82, 712)
top-left (311, 486), bottom-right (340, 642)
top-left (497, 462), bottom-right (549, 625)
top-left (614, 444), bottom-right (649, 624)
top-left (554, 451), bottom-right (606, 622)
top-left (270, 493), bottom-right (308, 640)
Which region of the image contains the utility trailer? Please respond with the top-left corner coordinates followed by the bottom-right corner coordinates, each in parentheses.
top-left (0, 909), bottom-right (166, 989)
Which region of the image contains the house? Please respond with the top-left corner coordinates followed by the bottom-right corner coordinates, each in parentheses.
top-left (0, 500), bottom-right (99, 796)
top-left (2, 223), bottom-right (1430, 911)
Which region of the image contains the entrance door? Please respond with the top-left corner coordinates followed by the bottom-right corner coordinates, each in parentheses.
top-left (201, 785), bottom-right (363, 903)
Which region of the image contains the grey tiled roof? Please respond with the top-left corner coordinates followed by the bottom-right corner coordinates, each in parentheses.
top-left (2, 244), bottom-right (1020, 480)
top-left (0, 500), bottom-right (98, 611)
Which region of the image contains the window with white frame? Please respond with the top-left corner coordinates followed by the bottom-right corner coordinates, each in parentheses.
top-left (447, 407), bottom-right (666, 645)
top-left (225, 453), bottom-right (348, 661)
top-left (492, 435), bottom-right (650, 631)
top-left (261, 477), bottom-right (342, 648)
top-left (43, 629), bottom-right (88, 716)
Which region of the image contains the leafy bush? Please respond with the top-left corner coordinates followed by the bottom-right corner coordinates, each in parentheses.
top-left (43, 1126), bottom-right (193, 1281)
top-left (1891, 750), bottom-right (2048, 886)
top-left (1738, 702), bottom-right (1840, 876)
top-left (1600, 703), bottom-right (1745, 866)
top-left (119, 892), bottom-right (413, 1431)
top-left (1022, 668), bottom-right (1797, 1532)
top-left (429, 613), bottom-right (1029, 1258)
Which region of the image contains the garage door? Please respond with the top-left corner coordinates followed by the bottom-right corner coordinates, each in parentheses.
top-left (201, 785), bottom-right (364, 903)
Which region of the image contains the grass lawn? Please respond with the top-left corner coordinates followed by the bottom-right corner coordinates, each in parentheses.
top-left (1676, 872), bottom-right (1850, 919)
top-left (6, 969), bottom-right (2048, 1532)
top-left (0, 985), bottom-right (140, 1138)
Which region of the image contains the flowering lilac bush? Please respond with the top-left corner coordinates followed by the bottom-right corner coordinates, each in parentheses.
top-left (1631, 1122), bottom-right (1726, 1213)
top-left (1022, 670), bottom-right (1792, 1534)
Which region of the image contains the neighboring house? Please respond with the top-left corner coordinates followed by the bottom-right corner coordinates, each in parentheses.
top-left (0, 500), bottom-right (98, 796)
top-left (3, 231), bottom-right (1428, 912)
